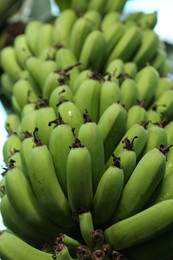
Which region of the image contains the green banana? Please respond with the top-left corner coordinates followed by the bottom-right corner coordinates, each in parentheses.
top-left (164, 121), bottom-right (173, 146)
top-left (150, 48), bottom-right (167, 73)
top-left (5, 165), bottom-right (64, 237)
top-left (25, 56), bottom-right (43, 89)
top-left (28, 143), bottom-right (73, 228)
top-left (87, 0), bottom-right (107, 15)
top-left (13, 34), bottom-right (32, 69)
top-left (112, 147), bottom-right (166, 222)
top-left (105, 200), bottom-right (173, 251)
top-left (97, 102), bottom-right (127, 163)
top-left (57, 99), bottom-right (84, 136)
top-left (38, 45), bottom-right (57, 61)
top-left (0, 195), bottom-right (50, 245)
top-left (92, 156), bottom-right (124, 225)
top-left (79, 29), bottom-right (106, 71)
top-left (55, 47), bottom-right (80, 87)
top-left (0, 46), bottom-right (23, 81)
top-left (124, 61), bottom-right (138, 79)
top-left (25, 20), bottom-right (42, 55)
top-left (39, 59), bottom-right (57, 89)
top-left (70, 0), bottom-right (88, 14)
top-left (78, 112), bottom-right (105, 193)
top-left (154, 76), bottom-right (173, 100)
top-left (20, 108), bottom-right (38, 139)
top-left (52, 9), bottom-right (78, 47)
top-left (72, 69), bottom-right (93, 94)
top-left (103, 21), bottom-right (125, 61)
top-left (5, 113), bottom-right (20, 134)
top-left (83, 10), bottom-right (102, 30)
top-left (48, 114), bottom-right (75, 196)
top-left (101, 11), bottom-right (120, 31)
top-left (99, 80), bottom-right (122, 117)
top-left (66, 138), bottom-right (93, 212)
top-left (0, 231), bottom-right (59, 260)
top-left (78, 210), bottom-right (95, 249)
top-left (35, 23), bottom-right (53, 56)
top-left (7, 149), bottom-right (23, 172)
top-left (146, 108), bottom-right (162, 127)
top-left (106, 25), bottom-right (142, 65)
top-left (74, 78), bottom-right (102, 123)
top-left (105, 58), bottom-right (125, 84)
top-left (120, 78), bottom-right (139, 110)
top-left (134, 65), bottom-right (159, 108)
top-left (112, 123), bottom-right (148, 160)
top-left (69, 16), bottom-right (93, 59)
top-left (2, 132), bottom-right (21, 166)
top-left (104, 0), bottom-right (128, 13)
top-left (49, 84), bottom-right (74, 112)
top-left (126, 103), bottom-right (147, 130)
top-left (0, 72), bottom-right (14, 99)
top-left (132, 29), bottom-right (159, 68)
top-left (12, 78), bottom-right (38, 111)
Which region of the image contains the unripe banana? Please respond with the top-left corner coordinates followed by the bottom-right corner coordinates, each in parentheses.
top-left (154, 77), bottom-right (173, 100)
top-left (134, 65), bottom-right (159, 108)
top-left (137, 11), bottom-right (158, 29)
top-left (101, 11), bottom-right (120, 31)
top-left (97, 102), bottom-right (127, 163)
top-left (0, 73), bottom-right (13, 99)
top-left (21, 101), bottom-right (37, 118)
top-left (70, 0), bottom-right (88, 14)
top-left (106, 25), bottom-right (142, 65)
top-left (2, 132), bottom-right (21, 166)
top-left (105, 199), bottom-right (173, 251)
top-left (112, 147), bottom-right (166, 222)
top-left (87, 0), bottom-right (108, 15)
top-left (92, 156), bottom-right (124, 225)
top-left (120, 78), bottom-right (139, 110)
top-left (5, 166), bottom-right (64, 236)
top-left (57, 99), bottom-right (84, 136)
top-left (35, 104), bottom-right (56, 146)
top-left (99, 80), bottom-right (122, 117)
top-left (5, 113), bottom-right (20, 134)
top-left (72, 69), bottom-right (93, 94)
top-left (132, 29), bottom-right (159, 68)
top-left (35, 23), bottom-right (53, 56)
top-left (67, 139), bottom-right (93, 212)
top-left (25, 20), bottom-right (42, 55)
top-left (124, 61), bottom-right (138, 79)
top-left (150, 48), bottom-right (167, 73)
top-left (83, 10), bottom-right (102, 30)
top-left (49, 85), bottom-right (74, 112)
top-left (48, 114), bottom-right (75, 196)
top-left (105, 58), bottom-right (125, 84)
top-left (78, 210), bottom-right (95, 249)
top-left (7, 150), bottom-right (23, 172)
top-left (74, 78), bottom-right (102, 123)
top-left (39, 59), bottom-right (57, 88)
top-left (146, 108), bottom-right (162, 127)
top-left (164, 121), bottom-right (173, 146)
top-left (69, 16), bottom-right (93, 59)
top-left (79, 29), bottom-right (106, 71)
top-left (126, 103), bottom-right (147, 130)
top-left (13, 34), bottom-right (32, 68)
top-left (28, 143), bottom-right (73, 228)
top-left (104, 0), bottom-right (128, 13)
top-left (78, 112), bottom-right (105, 192)
top-left (38, 45), bottom-right (57, 61)
top-left (0, 231), bottom-right (58, 260)
top-left (25, 56), bottom-right (43, 89)
top-left (55, 47), bottom-right (80, 87)
top-left (52, 9), bottom-right (77, 47)
top-left (0, 46), bottom-right (23, 81)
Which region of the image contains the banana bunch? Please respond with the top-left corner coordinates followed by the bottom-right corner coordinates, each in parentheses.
top-left (1, 1), bottom-right (173, 259)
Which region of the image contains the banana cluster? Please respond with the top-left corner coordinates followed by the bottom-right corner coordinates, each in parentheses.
top-left (0, 1), bottom-right (173, 259)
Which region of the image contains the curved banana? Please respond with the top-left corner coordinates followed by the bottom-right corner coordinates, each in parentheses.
top-left (39, 59), bottom-right (57, 89)
top-left (25, 56), bottom-right (43, 89)
top-left (13, 34), bottom-right (32, 69)
top-left (20, 109), bottom-right (38, 139)
top-left (164, 121), bottom-right (173, 146)
top-left (48, 114), bottom-right (75, 196)
top-left (5, 166), bottom-right (64, 237)
top-left (112, 147), bottom-right (166, 222)
top-left (83, 10), bottom-right (102, 30)
top-left (134, 65), bottom-right (159, 108)
top-left (5, 113), bottom-right (20, 134)
top-left (124, 61), bottom-right (138, 79)
top-left (78, 210), bottom-right (95, 249)
top-left (104, 58), bottom-right (125, 84)
top-left (78, 112), bottom-right (105, 192)
top-left (0, 46), bottom-right (23, 81)
top-left (57, 99), bottom-right (84, 136)
top-left (0, 73), bottom-right (14, 99)
top-left (106, 25), bottom-right (142, 65)
top-left (99, 80), bottom-right (121, 117)
top-left (70, 0), bottom-right (88, 14)
top-left (66, 138), bottom-right (93, 212)
top-left (120, 78), bottom-right (139, 110)
top-left (69, 16), bottom-right (93, 59)
top-left (0, 231), bottom-right (59, 260)
top-left (104, 0), bottom-right (128, 13)
top-left (126, 103), bottom-right (147, 131)
top-left (87, 0), bottom-right (107, 15)
top-left (28, 143), bottom-right (73, 228)
top-left (154, 76), bottom-right (173, 100)
top-left (79, 29), bottom-right (106, 71)
top-left (25, 20), bottom-right (42, 55)
top-left (52, 9), bottom-right (77, 47)
top-left (74, 78), bottom-right (102, 123)
top-left (97, 102), bottom-right (127, 163)
top-left (132, 29), bottom-right (159, 68)
top-left (92, 156), bottom-right (124, 225)
top-left (35, 23), bottom-right (53, 56)
top-left (72, 69), bottom-right (93, 94)
top-left (105, 200), bottom-right (173, 251)
top-left (101, 11), bottom-right (120, 31)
